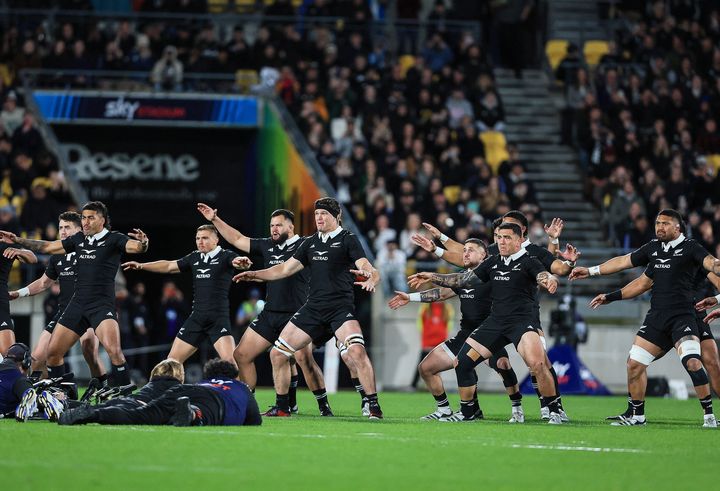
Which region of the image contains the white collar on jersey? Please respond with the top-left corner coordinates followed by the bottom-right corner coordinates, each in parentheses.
top-left (86, 228), bottom-right (109, 244)
top-left (521, 238), bottom-right (532, 248)
top-left (501, 247), bottom-right (527, 265)
top-left (276, 234), bottom-right (300, 250)
top-left (661, 233), bottom-right (685, 252)
top-left (200, 245), bottom-right (222, 262)
top-left (319, 226), bottom-right (343, 243)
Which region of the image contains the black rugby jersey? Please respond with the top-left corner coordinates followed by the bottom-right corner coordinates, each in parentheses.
top-left (0, 244), bottom-right (14, 305)
top-left (249, 235), bottom-right (310, 313)
top-left (44, 252), bottom-right (77, 309)
top-left (630, 235), bottom-right (709, 312)
top-left (177, 246), bottom-right (239, 313)
top-left (450, 273), bottom-right (492, 329)
top-left (472, 249), bottom-right (547, 321)
top-left (61, 230), bottom-right (129, 300)
top-left (292, 228), bottom-right (367, 305)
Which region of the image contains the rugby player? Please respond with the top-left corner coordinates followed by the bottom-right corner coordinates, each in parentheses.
top-left (234, 197), bottom-right (384, 419)
top-left (196, 204), bottom-right (335, 416)
top-left (123, 224), bottom-right (241, 366)
top-left (391, 238), bottom-right (524, 422)
top-left (424, 223), bottom-right (563, 423)
top-left (10, 212), bottom-right (106, 382)
top-left (59, 358), bottom-right (261, 426)
top-left (573, 209), bottom-right (720, 427)
top-left (0, 201), bottom-right (148, 386)
top-left (0, 239), bottom-right (36, 354)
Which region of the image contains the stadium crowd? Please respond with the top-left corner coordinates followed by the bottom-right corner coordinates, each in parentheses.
top-left (557, 0), bottom-right (720, 255)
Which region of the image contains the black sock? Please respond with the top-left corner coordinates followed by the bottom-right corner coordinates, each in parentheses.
top-left (433, 392), bottom-right (450, 408)
top-left (98, 373), bottom-right (109, 385)
top-left (313, 388), bottom-right (329, 408)
top-left (111, 363), bottom-right (130, 386)
top-left (624, 392), bottom-right (632, 415)
top-left (700, 395), bottom-right (713, 415)
top-left (289, 375), bottom-right (299, 408)
top-left (30, 370), bottom-right (42, 379)
top-left (509, 391), bottom-right (523, 407)
top-left (542, 395), bottom-right (560, 414)
top-left (549, 365), bottom-right (560, 394)
top-left (276, 393), bottom-right (290, 412)
top-left (631, 399), bottom-right (645, 416)
top-left (460, 399), bottom-right (478, 418)
top-left (351, 377), bottom-right (366, 398)
top-left (531, 375), bottom-right (543, 404)
top-left (47, 364), bottom-right (65, 379)
top-left (365, 393), bottom-right (378, 406)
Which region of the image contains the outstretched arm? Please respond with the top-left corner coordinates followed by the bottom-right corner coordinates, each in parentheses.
top-left (422, 222), bottom-right (464, 254)
top-left (0, 231), bottom-right (65, 254)
top-left (702, 255), bottom-right (720, 277)
top-left (9, 273), bottom-right (55, 300)
top-left (351, 257), bottom-right (380, 292)
top-left (122, 260), bottom-right (180, 274)
top-left (589, 272), bottom-right (653, 309)
top-left (411, 233), bottom-right (464, 268)
top-left (422, 269), bottom-right (476, 289)
top-left (3, 247), bottom-right (37, 264)
top-left (569, 253), bottom-right (634, 280)
top-left (387, 287), bottom-right (455, 310)
top-left (544, 218), bottom-right (564, 256)
top-left (550, 244), bottom-right (580, 276)
top-left (234, 257), bottom-right (304, 283)
top-left (695, 272), bottom-right (720, 311)
top-left (197, 203), bottom-right (250, 252)
top-left (125, 229), bottom-right (149, 254)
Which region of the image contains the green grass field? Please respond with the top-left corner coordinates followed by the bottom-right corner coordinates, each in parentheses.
top-left (2, 390), bottom-right (718, 490)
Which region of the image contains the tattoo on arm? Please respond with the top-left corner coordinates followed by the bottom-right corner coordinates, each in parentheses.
top-left (14, 237), bottom-right (48, 252)
top-left (536, 271), bottom-right (550, 283)
top-left (430, 269), bottom-right (475, 288)
top-left (419, 288), bottom-right (442, 302)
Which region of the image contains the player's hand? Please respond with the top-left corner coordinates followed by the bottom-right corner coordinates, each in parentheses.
top-left (8, 290), bottom-right (19, 300)
top-left (233, 271), bottom-right (262, 283)
top-left (421, 222), bottom-right (442, 239)
top-left (568, 266), bottom-right (589, 281)
top-left (0, 230), bottom-right (17, 244)
top-left (232, 257), bottom-right (252, 270)
top-left (3, 247), bottom-right (23, 259)
top-left (411, 233), bottom-right (435, 253)
top-left (544, 218), bottom-right (564, 239)
top-left (704, 309), bottom-right (720, 324)
top-left (696, 296), bottom-right (719, 311)
top-left (350, 269), bottom-right (376, 292)
top-left (128, 229), bottom-right (148, 243)
top-left (537, 272), bottom-right (558, 293)
top-left (589, 293), bottom-right (608, 309)
top-left (388, 291), bottom-right (410, 309)
top-left (197, 202), bottom-right (218, 221)
top-left (122, 261), bottom-right (142, 270)
top-left (407, 272), bottom-right (433, 290)
top-left (559, 244), bottom-right (581, 263)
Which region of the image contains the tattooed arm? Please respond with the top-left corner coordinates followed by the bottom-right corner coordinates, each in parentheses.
top-left (387, 287), bottom-right (455, 310)
top-left (0, 231), bottom-right (65, 254)
top-left (428, 269), bottom-right (477, 289)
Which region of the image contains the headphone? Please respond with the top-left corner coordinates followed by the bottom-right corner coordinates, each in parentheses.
top-left (7, 343), bottom-right (32, 370)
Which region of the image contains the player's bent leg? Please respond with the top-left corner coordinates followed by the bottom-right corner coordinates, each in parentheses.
top-left (339, 346), bottom-right (368, 414)
top-left (488, 354), bottom-right (524, 423)
top-left (701, 339), bottom-right (720, 397)
top-left (95, 319), bottom-right (130, 385)
top-left (675, 336), bottom-right (715, 427)
top-left (612, 336), bottom-right (662, 426)
top-left (167, 337), bottom-right (199, 364)
top-left (31, 330), bottom-right (52, 375)
top-left (233, 328), bottom-right (272, 389)
top-left (450, 339), bottom-right (490, 422)
top-left (0, 329), bottom-right (16, 355)
top-left (80, 329), bottom-right (106, 378)
top-left (266, 323), bottom-right (311, 416)
top-left (517, 331), bottom-right (563, 424)
top-left (336, 320), bottom-right (382, 419)
top-left (295, 345), bottom-right (333, 416)
top-left (213, 335), bottom-right (237, 367)
top-left (46, 324), bottom-right (81, 379)
top-left (418, 346), bottom-right (456, 420)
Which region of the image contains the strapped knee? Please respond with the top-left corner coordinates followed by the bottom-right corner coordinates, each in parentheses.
top-left (679, 339), bottom-right (707, 385)
top-left (344, 334), bottom-right (365, 350)
top-left (455, 344), bottom-right (484, 387)
top-left (629, 345), bottom-right (655, 366)
top-left (496, 368), bottom-right (518, 388)
top-left (272, 337), bottom-right (297, 358)
top-left (335, 339), bottom-right (348, 357)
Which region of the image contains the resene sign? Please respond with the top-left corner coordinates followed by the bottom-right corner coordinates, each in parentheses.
top-left (33, 91), bottom-right (260, 127)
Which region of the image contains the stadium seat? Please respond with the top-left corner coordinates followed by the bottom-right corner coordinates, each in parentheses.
top-left (479, 131), bottom-right (510, 174)
top-left (235, 69), bottom-right (259, 93)
top-left (443, 185), bottom-right (461, 205)
top-left (584, 40), bottom-right (610, 67)
top-left (545, 39), bottom-right (569, 71)
top-left (707, 154), bottom-right (720, 173)
top-left (398, 55), bottom-right (415, 77)
top-left (208, 0), bottom-right (229, 13)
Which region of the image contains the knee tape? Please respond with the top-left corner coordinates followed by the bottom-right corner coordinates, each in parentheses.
top-left (496, 368), bottom-right (518, 388)
top-left (455, 345), bottom-right (483, 387)
top-left (539, 335), bottom-right (547, 351)
top-left (629, 345), bottom-right (655, 366)
top-left (344, 334), bottom-right (365, 349)
top-left (272, 337), bottom-right (297, 358)
top-left (678, 339), bottom-right (701, 359)
top-left (685, 365), bottom-right (709, 386)
top-left (335, 339), bottom-right (348, 357)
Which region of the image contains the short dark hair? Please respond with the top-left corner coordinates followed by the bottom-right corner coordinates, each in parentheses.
top-left (82, 201), bottom-right (110, 228)
top-left (271, 209), bottom-right (295, 223)
top-left (59, 211), bottom-right (82, 228)
top-left (203, 358), bottom-right (239, 379)
top-left (657, 209), bottom-right (685, 229)
top-left (196, 224), bottom-right (219, 236)
top-left (491, 217), bottom-right (503, 233)
top-left (496, 222), bottom-right (522, 237)
top-left (314, 197), bottom-right (341, 219)
top-left (465, 238), bottom-right (488, 255)
top-left (503, 210), bottom-right (528, 235)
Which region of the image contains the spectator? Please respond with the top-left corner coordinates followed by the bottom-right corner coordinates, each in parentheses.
top-left (152, 45), bottom-right (184, 91)
top-left (0, 92), bottom-right (23, 134)
top-left (445, 89), bottom-right (474, 129)
top-left (475, 90), bottom-right (505, 132)
top-left (376, 240), bottom-right (408, 297)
